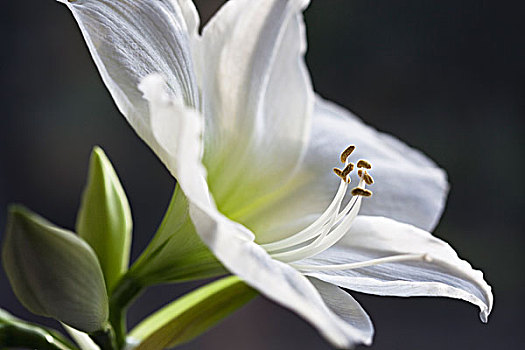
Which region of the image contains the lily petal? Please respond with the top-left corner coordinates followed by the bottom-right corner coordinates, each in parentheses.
top-left (308, 96), bottom-right (449, 231)
top-left (139, 75), bottom-right (370, 349)
top-left (231, 95), bottom-right (448, 243)
top-left (300, 215), bottom-right (493, 322)
top-left (58, 0), bottom-right (200, 145)
top-left (309, 278), bottom-right (374, 346)
top-left (176, 0), bottom-right (200, 39)
top-left (198, 0), bottom-right (314, 224)
top-left (190, 204), bottom-right (369, 349)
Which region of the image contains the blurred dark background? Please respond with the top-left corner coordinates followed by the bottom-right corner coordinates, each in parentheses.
top-left (1, 0), bottom-right (523, 349)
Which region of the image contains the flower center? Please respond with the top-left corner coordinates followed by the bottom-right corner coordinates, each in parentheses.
top-left (261, 145), bottom-right (374, 263)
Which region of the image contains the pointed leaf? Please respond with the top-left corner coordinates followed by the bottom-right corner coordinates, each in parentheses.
top-left (127, 276), bottom-right (257, 349)
top-left (0, 308), bottom-right (75, 350)
top-left (2, 205), bottom-right (109, 332)
top-left (128, 185), bottom-right (224, 285)
top-left (77, 146), bottom-right (132, 292)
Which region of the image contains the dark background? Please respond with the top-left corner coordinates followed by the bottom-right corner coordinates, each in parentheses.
top-left (1, 1), bottom-right (524, 349)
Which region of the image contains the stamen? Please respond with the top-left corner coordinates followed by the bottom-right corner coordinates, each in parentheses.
top-left (340, 145), bottom-right (356, 163)
top-left (362, 172), bottom-right (374, 185)
top-left (262, 179), bottom-right (349, 252)
top-left (262, 143), bottom-right (379, 264)
top-left (272, 194), bottom-right (362, 262)
top-left (341, 163), bottom-right (354, 177)
top-left (292, 253), bottom-right (432, 271)
top-left (270, 178), bottom-right (366, 262)
top-left (351, 187), bottom-right (372, 197)
top-left (357, 159), bottom-right (372, 169)
top-left (333, 168), bottom-right (344, 179)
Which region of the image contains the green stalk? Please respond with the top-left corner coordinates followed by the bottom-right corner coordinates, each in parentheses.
top-left (88, 325), bottom-right (118, 350)
top-left (108, 273), bottom-right (145, 349)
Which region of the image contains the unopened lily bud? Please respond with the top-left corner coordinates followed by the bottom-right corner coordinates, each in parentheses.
top-left (77, 146), bottom-right (132, 292)
top-left (2, 206), bottom-right (109, 333)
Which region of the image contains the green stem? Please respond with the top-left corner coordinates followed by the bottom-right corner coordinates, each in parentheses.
top-left (108, 274), bottom-right (144, 349)
top-left (89, 325), bottom-right (118, 350)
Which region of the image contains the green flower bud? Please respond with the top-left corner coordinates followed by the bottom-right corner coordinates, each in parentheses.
top-left (77, 146), bottom-right (132, 292)
top-left (2, 205), bottom-right (109, 333)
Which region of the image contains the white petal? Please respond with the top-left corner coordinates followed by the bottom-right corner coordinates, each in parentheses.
top-left (62, 324), bottom-right (100, 350)
top-left (227, 94), bottom-right (448, 243)
top-left (176, 0), bottom-right (200, 38)
top-left (301, 216), bottom-right (493, 322)
top-left (198, 0), bottom-right (314, 227)
top-left (138, 74), bottom-right (210, 206)
top-left (309, 278), bottom-right (374, 347)
top-left (308, 96), bottom-right (449, 231)
top-left (59, 0), bottom-right (200, 148)
top-left (138, 75), bottom-right (368, 349)
top-left (190, 204), bottom-right (369, 349)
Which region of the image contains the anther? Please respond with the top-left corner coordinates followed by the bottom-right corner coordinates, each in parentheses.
top-left (341, 163), bottom-right (354, 177)
top-left (357, 169), bottom-right (363, 177)
top-left (362, 172), bottom-right (374, 185)
top-left (357, 160), bottom-right (372, 169)
top-left (351, 187), bottom-right (373, 197)
top-left (333, 168), bottom-right (345, 179)
top-left (340, 145), bottom-right (356, 163)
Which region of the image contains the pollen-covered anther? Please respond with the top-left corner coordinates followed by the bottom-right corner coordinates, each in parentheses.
top-left (351, 187), bottom-right (373, 197)
top-left (333, 168), bottom-right (345, 180)
top-left (357, 159), bottom-right (372, 169)
top-left (340, 145), bottom-right (356, 163)
top-left (341, 163), bottom-right (354, 177)
top-left (362, 171), bottom-right (374, 185)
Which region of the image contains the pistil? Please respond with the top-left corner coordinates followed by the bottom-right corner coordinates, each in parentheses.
top-left (292, 254), bottom-right (433, 271)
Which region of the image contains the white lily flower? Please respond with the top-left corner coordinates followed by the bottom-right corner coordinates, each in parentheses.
top-left (59, 0), bottom-right (493, 348)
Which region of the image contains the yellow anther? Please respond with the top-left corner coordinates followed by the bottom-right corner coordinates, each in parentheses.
top-left (333, 168), bottom-right (344, 179)
top-left (351, 187), bottom-right (373, 197)
top-left (341, 163), bottom-right (354, 177)
top-left (340, 145), bottom-right (356, 163)
top-left (357, 169), bottom-right (363, 177)
top-left (357, 159), bottom-right (372, 169)
top-left (362, 172), bottom-right (374, 185)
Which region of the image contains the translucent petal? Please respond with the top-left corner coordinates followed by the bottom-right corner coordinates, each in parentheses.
top-left (198, 0), bottom-right (314, 229)
top-left (301, 216), bottom-right (493, 322)
top-left (309, 278), bottom-right (374, 346)
top-left (306, 97), bottom-right (449, 231)
top-left (59, 0), bottom-right (200, 150)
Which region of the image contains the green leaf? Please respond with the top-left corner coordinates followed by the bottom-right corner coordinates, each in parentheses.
top-left (0, 308), bottom-right (75, 350)
top-left (128, 185), bottom-right (224, 285)
top-left (127, 276), bottom-right (257, 349)
top-left (2, 205), bottom-right (109, 333)
top-left (77, 146), bottom-right (132, 292)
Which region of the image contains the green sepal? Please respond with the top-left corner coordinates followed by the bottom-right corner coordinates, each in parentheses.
top-left (0, 308), bottom-right (76, 350)
top-left (77, 146), bottom-right (132, 293)
top-left (128, 185), bottom-right (224, 285)
top-left (127, 276), bottom-right (257, 349)
top-left (2, 205), bottom-right (109, 333)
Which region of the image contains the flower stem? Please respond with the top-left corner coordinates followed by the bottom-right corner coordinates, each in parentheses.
top-left (89, 325), bottom-right (118, 350)
top-left (108, 274), bottom-right (144, 349)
